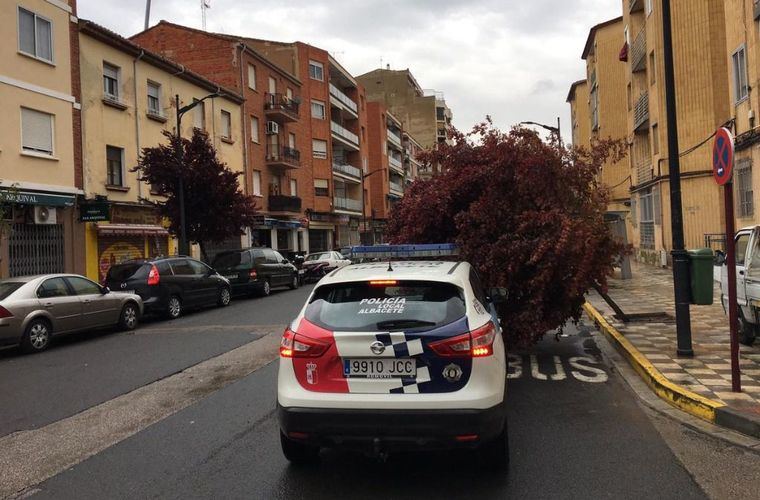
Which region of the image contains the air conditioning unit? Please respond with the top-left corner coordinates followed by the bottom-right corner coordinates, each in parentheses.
top-left (34, 206), bottom-right (57, 225)
top-left (266, 121), bottom-right (279, 135)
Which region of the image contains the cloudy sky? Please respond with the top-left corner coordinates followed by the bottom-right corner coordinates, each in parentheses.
top-left (78, 0), bottom-right (621, 141)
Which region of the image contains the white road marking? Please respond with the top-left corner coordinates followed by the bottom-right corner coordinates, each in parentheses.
top-left (507, 354), bottom-right (523, 379)
top-left (569, 356), bottom-right (609, 383)
top-left (509, 354), bottom-right (608, 383)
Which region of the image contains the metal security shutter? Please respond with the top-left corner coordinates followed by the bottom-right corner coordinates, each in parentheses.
top-left (9, 223), bottom-right (65, 277)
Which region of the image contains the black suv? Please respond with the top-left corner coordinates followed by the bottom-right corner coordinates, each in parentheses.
top-left (211, 248), bottom-right (299, 297)
top-left (104, 256), bottom-right (231, 319)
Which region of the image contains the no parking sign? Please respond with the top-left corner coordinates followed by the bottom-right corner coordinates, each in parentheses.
top-left (712, 127), bottom-right (734, 185)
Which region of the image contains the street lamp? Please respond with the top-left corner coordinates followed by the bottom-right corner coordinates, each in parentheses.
top-left (519, 117), bottom-right (562, 146)
top-left (174, 92), bottom-right (221, 256)
top-left (361, 168), bottom-right (385, 245)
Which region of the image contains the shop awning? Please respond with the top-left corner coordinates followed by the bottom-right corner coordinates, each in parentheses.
top-left (96, 223), bottom-right (169, 236)
top-left (0, 189), bottom-right (75, 207)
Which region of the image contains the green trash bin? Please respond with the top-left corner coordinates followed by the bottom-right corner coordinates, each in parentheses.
top-left (688, 248), bottom-right (714, 305)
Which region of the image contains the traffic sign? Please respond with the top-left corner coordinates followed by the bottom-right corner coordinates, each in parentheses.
top-left (712, 127), bottom-right (734, 185)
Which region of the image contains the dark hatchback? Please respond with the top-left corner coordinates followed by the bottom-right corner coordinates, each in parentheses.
top-left (104, 256), bottom-right (231, 319)
top-left (211, 248), bottom-right (299, 297)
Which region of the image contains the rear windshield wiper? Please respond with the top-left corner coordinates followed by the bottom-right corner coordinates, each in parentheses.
top-left (376, 319), bottom-right (436, 330)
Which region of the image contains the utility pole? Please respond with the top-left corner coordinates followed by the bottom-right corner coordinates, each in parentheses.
top-left (662, 0), bottom-right (693, 356)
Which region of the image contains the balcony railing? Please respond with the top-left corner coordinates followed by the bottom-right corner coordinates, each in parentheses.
top-left (266, 144), bottom-right (301, 169)
top-left (389, 181), bottom-right (404, 195)
top-left (329, 83), bottom-right (358, 114)
top-left (387, 129), bottom-right (402, 148)
top-left (634, 92), bottom-right (649, 132)
top-left (388, 155), bottom-right (403, 172)
top-left (269, 194), bottom-right (302, 212)
top-left (334, 196), bottom-right (362, 212)
top-left (264, 93), bottom-right (299, 122)
top-left (332, 162), bottom-right (362, 180)
top-left (631, 29), bottom-right (646, 73)
top-left (331, 121), bottom-right (359, 146)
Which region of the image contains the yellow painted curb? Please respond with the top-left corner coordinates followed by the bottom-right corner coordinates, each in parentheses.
top-left (582, 302), bottom-right (725, 422)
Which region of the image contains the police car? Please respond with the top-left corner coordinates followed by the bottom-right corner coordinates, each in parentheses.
top-left (277, 244), bottom-right (508, 466)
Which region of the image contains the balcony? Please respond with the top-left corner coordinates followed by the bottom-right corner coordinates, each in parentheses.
top-left (264, 93), bottom-right (299, 123)
top-left (634, 92), bottom-right (649, 133)
top-left (269, 194), bottom-right (302, 213)
top-left (334, 196), bottom-right (363, 213)
top-left (631, 29), bottom-right (646, 73)
top-left (266, 144), bottom-right (301, 169)
top-left (329, 83), bottom-right (358, 118)
top-left (387, 129), bottom-right (402, 149)
top-left (389, 181), bottom-right (404, 196)
top-left (388, 154), bottom-right (403, 173)
top-left (332, 162), bottom-right (362, 182)
top-left (630, 0), bottom-right (644, 12)
top-left (331, 121), bottom-right (359, 149)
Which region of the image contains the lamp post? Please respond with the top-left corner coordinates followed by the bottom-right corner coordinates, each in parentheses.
top-left (174, 92), bottom-right (221, 256)
top-left (519, 118), bottom-right (562, 147)
top-left (361, 168), bottom-right (385, 245)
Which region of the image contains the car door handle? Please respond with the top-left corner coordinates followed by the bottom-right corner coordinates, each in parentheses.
top-left (82, 299), bottom-right (92, 304)
top-left (43, 302), bottom-right (54, 308)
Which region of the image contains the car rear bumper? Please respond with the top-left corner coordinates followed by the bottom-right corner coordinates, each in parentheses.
top-left (278, 402), bottom-right (506, 450)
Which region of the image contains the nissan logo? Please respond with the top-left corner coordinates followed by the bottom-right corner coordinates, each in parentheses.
top-left (120, 283), bottom-right (127, 289)
top-left (370, 341), bottom-right (386, 355)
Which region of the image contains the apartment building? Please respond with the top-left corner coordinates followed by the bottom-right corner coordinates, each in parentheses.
top-left (581, 17), bottom-right (630, 220)
top-left (357, 68), bottom-right (454, 176)
top-left (131, 21), bottom-right (311, 254)
top-left (566, 80), bottom-right (591, 149)
top-left (243, 39), bottom-right (370, 249)
top-left (724, 0), bottom-right (760, 231)
top-left (622, 0), bottom-right (729, 264)
top-left (78, 20), bottom-right (244, 280)
top-left (0, 0), bottom-right (84, 278)
top-left (403, 131), bottom-right (424, 184)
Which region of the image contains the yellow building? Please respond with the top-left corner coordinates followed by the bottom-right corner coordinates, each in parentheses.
top-left (582, 17), bottom-right (630, 217)
top-left (623, 0), bottom-right (729, 265)
top-left (566, 79), bottom-right (591, 149)
top-left (724, 0), bottom-right (760, 231)
top-left (78, 20), bottom-right (244, 281)
top-left (0, 0), bottom-right (84, 277)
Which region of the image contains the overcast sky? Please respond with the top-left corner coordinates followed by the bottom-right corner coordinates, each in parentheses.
top-left (78, 0), bottom-right (621, 142)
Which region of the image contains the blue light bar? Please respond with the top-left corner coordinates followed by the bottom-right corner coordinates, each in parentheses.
top-left (350, 243), bottom-right (459, 259)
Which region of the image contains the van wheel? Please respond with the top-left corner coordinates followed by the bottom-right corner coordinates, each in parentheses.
top-left (21, 319), bottom-right (52, 353)
top-left (480, 419), bottom-right (509, 471)
top-left (280, 432), bottom-right (320, 465)
top-left (118, 303), bottom-right (139, 331)
top-left (166, 295), bottom-right (182, 319)
top-left (217, 287), bottom-right (231, 307)
top-left (739, 312), bottom-right (757, 346)
top-left (260, 279), bottom-right (271, 297)
top-left (289, 274), bottom-right (299, 290)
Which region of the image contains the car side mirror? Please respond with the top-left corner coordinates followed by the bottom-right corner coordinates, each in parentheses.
top-left (101, 286), bottom-right (110, 295)
top-left (714, 251), bottom-right (726, 266)
top-left (488, 287), bottom-right (508, 304)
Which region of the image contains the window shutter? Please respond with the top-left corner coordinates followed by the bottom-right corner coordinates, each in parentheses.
top-left (314, 179), bottom-right (328, 189)
top-left (653, 185), bottom-right (661, 224)
top-left (247, 64), bottom-right (256, 90)
top-left (21, 108), bottom-right (53, 154)
top-left (253, 171), bottom-right (261, 196)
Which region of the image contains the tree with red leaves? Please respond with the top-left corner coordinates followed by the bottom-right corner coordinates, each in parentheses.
top-left (386, 122), bottom-right (626, 347)
top-left (134, 129), bottom-right (257, 262)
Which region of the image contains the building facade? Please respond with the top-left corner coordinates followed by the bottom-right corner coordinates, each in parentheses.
top-left (0, 0), bottom-right (84, 278)
top-left (566, 80), bottom-right (591, 149)
top-left (78, 20), bottom-right (244, 280)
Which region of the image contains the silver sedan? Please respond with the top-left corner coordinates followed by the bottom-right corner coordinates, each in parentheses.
top-left (0, 274), bottom-right (143, 353)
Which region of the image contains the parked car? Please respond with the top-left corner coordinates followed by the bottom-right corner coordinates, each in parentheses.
top-left (211, 248), bottom-right (300, 297)
top-left (0, 274), bottom-right (143, 353)
top-left (104, 256), bottom-right (231, 320)
top-left (716, 226), bottom-right (758, 346)
top-left (301, 251), bottom-right (352, 282)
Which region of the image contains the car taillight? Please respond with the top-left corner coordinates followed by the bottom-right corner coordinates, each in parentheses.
top-left (147, 264), bottom-right (160, 286)
top-left (429, 322), bottom-right (496, 358)
top-left (249, 269), bottom-right (258, 279)
top-left (0, 305), bottom-right (13, 319)
top-left (280, 328), bottom-right (329, 358)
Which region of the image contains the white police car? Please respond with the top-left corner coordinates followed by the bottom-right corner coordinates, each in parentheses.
top-left (277, 244), bottom-right (508, 466)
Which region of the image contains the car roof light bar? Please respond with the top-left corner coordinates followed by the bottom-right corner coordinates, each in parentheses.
top-left (349, 244), bottom-right (459, 259)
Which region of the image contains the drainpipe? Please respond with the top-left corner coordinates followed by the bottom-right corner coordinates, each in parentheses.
top-left (238, 43), bottom-right (252, 247)
top-left (133, 49), bottom-right (145, 199)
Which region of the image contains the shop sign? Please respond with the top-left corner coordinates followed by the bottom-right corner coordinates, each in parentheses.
top-left (111, 205), bottom-right (160, 225)
top-left (79, 202), bottom-right (110, 222)
top-left (0, 188), bottom-right (75, 207)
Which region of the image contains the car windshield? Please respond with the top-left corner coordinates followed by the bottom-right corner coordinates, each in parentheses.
top-left (106, 263), bottom-right (148, 281)
top-left (0, 282), bottom-right (25, 300)
top-left (304, 280), bottom-right (466, 331)
top-left (306, 253), bottom-right (330, 261)
top-left (212, 251), bottom-right (250, 270)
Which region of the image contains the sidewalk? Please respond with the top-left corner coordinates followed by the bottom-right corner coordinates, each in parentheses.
top-left (585, 261), bottom-right (760, 427)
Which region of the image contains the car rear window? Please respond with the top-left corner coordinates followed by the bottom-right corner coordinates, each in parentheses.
top-left (304, 280), bottom-right (466, 332)
top-left (0, 282), bottom-right (24, 300)
top-left (212, 251), bottom-right (251, 270)
top-left (106, 263), bottom-right (148, 282)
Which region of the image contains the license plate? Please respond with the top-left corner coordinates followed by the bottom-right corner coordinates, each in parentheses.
top-left (123, 290), bottom-right (135, 295)
top-left (225, 274), bottom-right (238, 279)
top-left (298, 269), bottom-right (305, 275)
top-left (343, 358), bottom-right (416, 378)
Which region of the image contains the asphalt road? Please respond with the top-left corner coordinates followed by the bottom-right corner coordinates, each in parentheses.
top-left (0, 285), bottom-right (313, 438)
top-left (27, 322), bottom-right (709, 499)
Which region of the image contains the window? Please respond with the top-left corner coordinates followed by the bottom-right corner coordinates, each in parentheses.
top-left (315, 178), bottom-right (329, 196)
top-left (737, 234), bottom-right (750, 266)
top-left (171, 259), bottom-right (195, 276)
top-left (649, 52), bottom-right (656, 86)
top-left (37, 278), bottom-right (70, 298)
top-left (103, 63), bottom-right (120, 100)
top-left (639, 188), bottom-right (655, 249)
top-left (247, 64), bottom-right (257, 90)
top-left (646, 0), bottom-right (653, 15)
top-left (21, 108), bottom-right (54, 155)
top-left (67, 277), bottom-right (102, 295)
top-left (651, 124), bottom-right (659, 155)
top-left (309, 60), bottom-right (324, 81)
top-left (590, 85), bottom-right (599, 131)
top-left (263, 249), bottom-right (279, 264)
top-left (737, 159), bottom-right (754, 218)
top-left (251, 116), bottom-right (260, 143)
top-left (106, 145), bottom-right (124, 186)
top-left (733, 46), bottom-right (749, 104)
top-left (311, 100), bottom-right (326, 119)
top-left (18, 7), bottom-right (52, 63)
top-left (313, 139), bottom-right (328, 159)
top-left (221, 110), bottom-right (232, 139)
top-left (268, 76), bottom-right (276, 94)
top-left (193, 99), bottom-right (205, 130)
top-left (147, 81), bottom-right (161, 115)
top-left (290, 178), bottom-right (297, 196)
top-left (253, 170), bottom-right (262, 196)
top-left (289, 132), bottom-right (296, 149)
top-left (187, 259), bottom-right (210, 276)
top-left (286, 88), bottom-right (293, 101)
top-left (469, 268), bottom-right (488, 306)
top-left (627, 83), bottom-right (632, 111)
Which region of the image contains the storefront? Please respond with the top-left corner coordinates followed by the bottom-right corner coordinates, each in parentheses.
top-left (307, 212), bottom-right (337, 252)
top-left (250, 215), bottom-right (308, 254)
